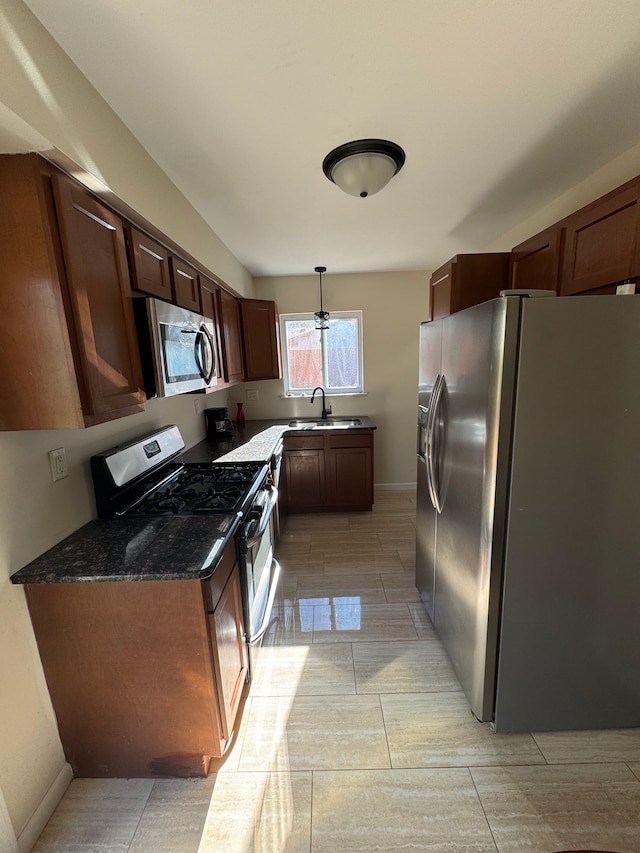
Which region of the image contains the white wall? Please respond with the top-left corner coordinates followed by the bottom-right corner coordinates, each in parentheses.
top-left (0, 0), bottom-right (252, 296)
top-left (0, 390), bottom-right (230, 850)
top-left (245, 271), bottom-right (428, 487)
top-left (0, 1), bottom-right (249, 848)
top-left (481, 139), bottom-right (640, 253)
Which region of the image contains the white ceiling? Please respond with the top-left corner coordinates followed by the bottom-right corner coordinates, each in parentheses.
top-left (21, 0), bottom-right (640, 277)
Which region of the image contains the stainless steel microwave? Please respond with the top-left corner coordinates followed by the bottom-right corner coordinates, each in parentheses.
top-left (135, 297), bottom-right (217, 397)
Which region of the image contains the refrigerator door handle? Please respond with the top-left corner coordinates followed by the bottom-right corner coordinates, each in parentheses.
top-left (424, 374), bottom-right (443, 510)
top-left (426, 373), bottom-right (446, 514)
top-left (417, 405), bottom-right (428, 463)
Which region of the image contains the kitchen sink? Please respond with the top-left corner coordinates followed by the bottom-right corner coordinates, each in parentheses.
top-left (288, 418), bottom-right (363, 430)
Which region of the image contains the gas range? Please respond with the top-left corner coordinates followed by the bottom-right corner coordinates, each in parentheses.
top-left (91, 425), bottom-right (268, 521)
top-left (90, 424), bottom-right (280, 680)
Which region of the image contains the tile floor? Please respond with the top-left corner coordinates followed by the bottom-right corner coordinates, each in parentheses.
top-left (32, 490), bottom-right (640, 852)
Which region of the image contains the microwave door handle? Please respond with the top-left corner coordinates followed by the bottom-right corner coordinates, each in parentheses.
top-left (199, 323), bottom-right (216, 383)
top-left (194, 326), bottom-right (215, 383)
top-left (193, 329), bottom-right (206, 380)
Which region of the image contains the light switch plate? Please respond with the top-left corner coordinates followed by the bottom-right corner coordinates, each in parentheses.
top-left (246, 389), bottom-right (259, 401)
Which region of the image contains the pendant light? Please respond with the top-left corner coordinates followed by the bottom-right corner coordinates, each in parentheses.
top-left (314, 266), bottom-right (330, 330)
top-left (322, 138), bottom-right (405, 198)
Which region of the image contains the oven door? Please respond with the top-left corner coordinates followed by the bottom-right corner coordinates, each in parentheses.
top-left (237, 483), bottom-right (281, 675)
top-left (138, 298), bottom-right (217, 397)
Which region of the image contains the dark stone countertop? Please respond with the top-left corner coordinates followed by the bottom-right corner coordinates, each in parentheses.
top-left (10, 514), bottom-right (241, 584)
top-left (12, 417), bottom-right (375, 585)
top-left (184, 416), bottom-right (377, 464)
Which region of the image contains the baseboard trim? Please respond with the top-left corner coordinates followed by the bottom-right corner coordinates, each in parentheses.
top-left (374, 483), bottom-right (415, 491)
top-left (17, 762), bottom-right (73, 853)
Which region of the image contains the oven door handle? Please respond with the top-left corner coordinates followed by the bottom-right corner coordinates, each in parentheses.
top-left (248, 558), bottom-right (281, 647)
top-left (244, 485), bottom-right (278, 549)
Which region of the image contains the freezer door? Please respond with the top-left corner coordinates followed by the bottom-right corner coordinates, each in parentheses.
top-left (433, 297), bottom-right (520, 721)
top-left (415, 321), bottom-right (442, 621)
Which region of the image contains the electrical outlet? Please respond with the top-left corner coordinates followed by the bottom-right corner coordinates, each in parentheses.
top-left (246, 389), bottom-right (259, 402)
top-left (49, 448), bottom-right (68, 482)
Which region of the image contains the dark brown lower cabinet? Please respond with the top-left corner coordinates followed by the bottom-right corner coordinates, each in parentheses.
top-left (206, 561), bottom-right (248, 743)
top-left (326, 434), bottom-right (373, 510)
top-left (282, 429), bottom-right (374, 513)
top-left (25, 542), bottom-right (246, 778)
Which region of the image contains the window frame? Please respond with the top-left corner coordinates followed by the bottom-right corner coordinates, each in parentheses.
top-left (279, 310), bottom-right (365, 396)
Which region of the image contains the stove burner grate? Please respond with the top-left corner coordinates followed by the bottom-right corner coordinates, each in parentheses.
top-left (128, 473), bottom-right (253, 516)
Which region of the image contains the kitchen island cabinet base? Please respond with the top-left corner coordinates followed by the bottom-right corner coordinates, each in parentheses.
top-left (25, 563), bottom-right (246, 778)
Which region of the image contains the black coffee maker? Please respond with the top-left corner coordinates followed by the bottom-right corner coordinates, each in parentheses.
top-left (204, 407), bottom-right (234, 438)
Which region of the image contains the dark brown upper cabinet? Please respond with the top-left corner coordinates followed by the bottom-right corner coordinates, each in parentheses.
top-left (0, 154), bottom-right (145, 430)
top-left (169, 256), bottom-right (202, 312)
top-left (240, 299), bottom-right (281, 381)
top-left (127, 226), bottom-right (172, 301)
top-left (52, 175), bottom-right (146, 425)
top-left (510, 226), bottom-right (564, 293)
top-left (216, 288), bottom-right (245, 384)
top-left (559, 180), bottom-right (640, 295)
top-left (430, 254), bottom-right (509, 321)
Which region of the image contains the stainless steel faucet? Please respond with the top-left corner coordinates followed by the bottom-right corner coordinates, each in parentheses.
top-left (311, 386), bottom-right (331, 419)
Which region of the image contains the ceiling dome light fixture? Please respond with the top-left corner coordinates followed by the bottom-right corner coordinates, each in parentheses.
top-left (314, 266), bottom-right (330, 330)
top-left (322, 138), bottom-right (405, 198)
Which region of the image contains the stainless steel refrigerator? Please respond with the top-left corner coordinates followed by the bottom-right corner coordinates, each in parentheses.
top-left (416, 291), bottom-right (640, 732)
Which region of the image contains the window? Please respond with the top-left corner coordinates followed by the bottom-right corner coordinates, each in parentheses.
top-left (279, 311), bottom-right (364, 396)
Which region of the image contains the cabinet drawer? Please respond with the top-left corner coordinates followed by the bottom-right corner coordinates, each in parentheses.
top-left (203, 541), bottom-right (236, 613)
top-left (284, 434), bottom-right (325, 450)
top-left (325, 430), bottom-right (372, 448)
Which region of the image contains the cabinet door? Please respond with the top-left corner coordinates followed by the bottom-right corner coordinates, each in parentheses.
top-left (283, 449), bottom-right (325, 511)
top-left (210, 566), bottom-right (248, 742)
top-left (169, 256), bottom-right (202, 312)
top-left (25, 579), bottom-right (221, 777)
top-left (217, 289), bottom-right (245, 383)
top-left (240, 299), bottom-right (281, 380)
top-left (510, 227), bottom-right (564, 293)
top-left (325, 434), bottom-right (373, 510)
top-left (52, 175), bottom-right (145, 425)
top-left (560, 182), bottom-right (640, 295)
top-left (430, 255), bottom-right (509, 320)
top-left (0, 154), bottom-right (84, 430)
top-left (430, 262), bottom-right (454, 321)
top-left (127, 226), bottom-right (172, 300)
